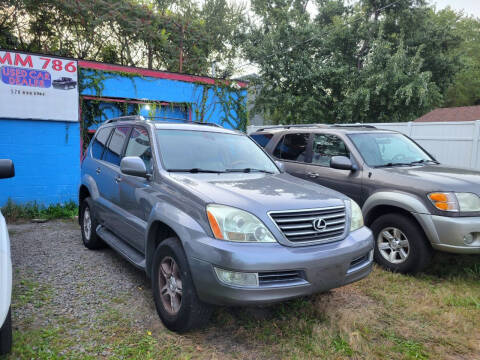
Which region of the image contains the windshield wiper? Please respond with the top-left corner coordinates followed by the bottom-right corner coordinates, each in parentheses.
top-left (375, 162), bottom-right (412, 168)
top-left (167, 168), bottom-right (226, 173)
top-left (408, 159), bottom-right (439, 165)
top-left (225, 168), bottom-right (275, 174)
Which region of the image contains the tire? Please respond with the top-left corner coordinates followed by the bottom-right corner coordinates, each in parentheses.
top-left (371, 213), bottom-right (433, 274)
top-left (0, 307), bottom-right (12, 355)
top-left (79, 198), bottom-right (104, 249)
top-left (152, 237), bottom-right (212, 332)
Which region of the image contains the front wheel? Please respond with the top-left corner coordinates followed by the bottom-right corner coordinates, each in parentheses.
top-left (371, 213), bottom-right (433, 274)
top-left (0, 307), bottom-right (12, 355)
top-left (152, 237), bottom-right (212, 332)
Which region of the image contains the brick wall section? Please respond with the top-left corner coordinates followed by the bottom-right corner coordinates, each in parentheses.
top-left (0, 118), bottom-right (80, 206)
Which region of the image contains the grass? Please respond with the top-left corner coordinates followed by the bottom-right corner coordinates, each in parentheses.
top-left (1, 199), bottom-right (77, 222)
top-left (5, 252), bottom-right (480, 359)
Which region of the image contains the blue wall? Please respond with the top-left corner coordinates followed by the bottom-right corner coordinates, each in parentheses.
top-left (0, 119), bottom-right (80, 206)
top-left (81, 70), bottom-right (246, 129)
top-left (0, 68), bottom-right (246, 207)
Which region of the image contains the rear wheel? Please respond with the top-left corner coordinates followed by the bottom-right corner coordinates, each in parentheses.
top-left (152, 237), bottom-right (212, 332)
top-left (371, 213), bottom-right (433, 274)
top-left (0, 307), bottom-right (12, 355)
top-left (80, 198), bottom-right (104, 249)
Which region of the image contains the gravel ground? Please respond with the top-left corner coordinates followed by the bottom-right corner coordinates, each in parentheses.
top-left (8, 219), bottom-right (265, 359)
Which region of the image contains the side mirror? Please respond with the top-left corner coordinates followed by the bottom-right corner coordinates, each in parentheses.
top-left (120, 156), bottom-right (148, 178)
top-left (0, 159), bottom-right (15, 179)
top-left (275, 161), bottom-right (285, 173)
top-left (330, 156), bottom-right (355, 171)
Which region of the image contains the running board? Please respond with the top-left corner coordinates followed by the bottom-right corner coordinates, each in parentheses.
top-left (96, 225), bottom-right (146, 270)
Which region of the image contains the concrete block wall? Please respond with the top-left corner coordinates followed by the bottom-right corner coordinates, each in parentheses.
top-left (0, 118), bottom-right (80, 206)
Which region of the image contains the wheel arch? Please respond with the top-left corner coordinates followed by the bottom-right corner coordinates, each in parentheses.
top-left (146, 220), bottom-right (179, 277)
top-left (363, 191), bottom-right (438, 245)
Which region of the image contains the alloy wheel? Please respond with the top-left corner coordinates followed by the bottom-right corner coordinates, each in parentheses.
top-left (158, 256), bottom-right (183, 315)
top-left (377, 227), bottom-right (410, 264)
top-left (83, 207), bottom-right (92, 240)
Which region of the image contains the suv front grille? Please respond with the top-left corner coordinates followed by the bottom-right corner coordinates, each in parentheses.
top-left (269, 205), bottom-right (346, 244)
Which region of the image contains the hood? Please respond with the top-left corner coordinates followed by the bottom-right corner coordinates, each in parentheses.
top-left (375, 165), bottom-right (480, 193)
top-left (169, 172), bottom-right (348, 213)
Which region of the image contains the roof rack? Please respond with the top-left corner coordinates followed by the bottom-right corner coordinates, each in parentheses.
top-left (103, 116), bottom-right (222, 128)
top-left (330, 124), bottom-right (377, 129)
top-left (255, 124), bottom-right (326, 132)
top-left (104, 115), bottom-right (145, 124)
top-left (191, 121), bottom-right (221, 128)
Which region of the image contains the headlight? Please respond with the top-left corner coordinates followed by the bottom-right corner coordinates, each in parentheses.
top-left (456, 193), bottom-right (480, 212)
top-left (428, 192), bottom-right (480, 212)
top-left (206, 204), bottom-right (276, 242)
top-left (350, 200), bottom-right (364, 231)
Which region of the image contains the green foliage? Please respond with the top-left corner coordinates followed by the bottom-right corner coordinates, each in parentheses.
top-left (1, 0), bottom-right (246, 76)
top-left (244, 0), bottom-right (471, 124)
top-left (444, 14), bottom-right (480, 107)
top-left (190, 80), bottom-right (248, 131)
top-left (2, 199), bottom-right (78, 222)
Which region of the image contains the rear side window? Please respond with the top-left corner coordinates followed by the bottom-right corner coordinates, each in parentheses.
top-left (124, 127), bottom-right (153, 173)
top-left (273, 133), bottom-right (310, 162)
top-left (250, 133), bottom-right (273, 148)
top-left (91, 127), bottom-right (112, 159)
top-left (103, 126), bottom-right (130, 166)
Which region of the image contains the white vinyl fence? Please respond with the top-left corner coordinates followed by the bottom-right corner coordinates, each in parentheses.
top-left (247, 120), bottom-right (480, 170)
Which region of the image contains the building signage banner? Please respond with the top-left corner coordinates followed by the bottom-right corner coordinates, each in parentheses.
top-left (0, 51), bottom-right (79, 122)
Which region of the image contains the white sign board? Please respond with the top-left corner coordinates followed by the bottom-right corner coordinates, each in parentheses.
top-left (0, 51), bottom-right (79, 122)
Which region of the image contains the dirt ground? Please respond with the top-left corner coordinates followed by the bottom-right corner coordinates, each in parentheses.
top-left (5, 220), bottom-right (480, 359)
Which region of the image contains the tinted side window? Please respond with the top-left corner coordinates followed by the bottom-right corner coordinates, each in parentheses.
top-left (273, 133), bottom-right (309, 162)
top-left (250, 133), bottom-right (273, 148)
top-left (91, 127), bottom-right (112, 159)
top-left (103, 126), bottom-right (130, 166)
top-left (312, 134), bottom-right (350, 167)
top-left (124, 127), bottom-right (153, 173)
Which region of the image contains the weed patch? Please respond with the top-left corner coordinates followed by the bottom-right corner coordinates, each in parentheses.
top-left (2, 199), bottom-right (77, 222)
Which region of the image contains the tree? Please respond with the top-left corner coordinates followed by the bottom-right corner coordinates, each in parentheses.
top-left (443, 12), bottom-right (480, 107)
top-left (244, 0), bottom-right (463, 124)
top-left (0, 0), bottom-right (246, 76)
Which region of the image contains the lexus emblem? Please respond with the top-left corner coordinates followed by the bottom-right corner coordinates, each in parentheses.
top-left (312, 217), bottom-right (327, 232)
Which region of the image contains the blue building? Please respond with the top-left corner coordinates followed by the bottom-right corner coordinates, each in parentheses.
top-left (0, 51), bottom-right (247, 206)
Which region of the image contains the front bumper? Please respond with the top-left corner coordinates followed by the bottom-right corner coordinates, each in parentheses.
top-left (185, 226), bottom-right (373, 306)
top-left (426, 215), bottom-right (480, 254)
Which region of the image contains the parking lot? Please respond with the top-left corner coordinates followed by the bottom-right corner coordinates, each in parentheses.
top-left (5, 219), bottom-right (479, 359)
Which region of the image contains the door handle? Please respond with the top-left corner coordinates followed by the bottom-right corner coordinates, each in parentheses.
top-left (307, 172), bottom-right (319, 178)
top-left (115, 176), bottom-right (123, 183)
top-left (96, 167), bottom-right (101, 175)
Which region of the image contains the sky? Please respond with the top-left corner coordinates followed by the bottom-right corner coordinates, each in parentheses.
top-left (430, 0), bottom-right (480, 17)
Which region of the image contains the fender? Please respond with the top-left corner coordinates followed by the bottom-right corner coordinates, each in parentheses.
top-left (362, 191), bottom-right (440, 245)
top-left (144, 202), bottom-right (206, 275)
top-left (80, 174), bottom-right (100, 201)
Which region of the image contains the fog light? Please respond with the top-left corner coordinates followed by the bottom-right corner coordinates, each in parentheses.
top-left (214, 267), bottom-right (259, 287)
top-left (463, 233), bottom-right (475, 245)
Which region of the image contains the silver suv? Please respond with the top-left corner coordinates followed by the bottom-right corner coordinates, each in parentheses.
top-left (79, 116), bottom-right (373, 332)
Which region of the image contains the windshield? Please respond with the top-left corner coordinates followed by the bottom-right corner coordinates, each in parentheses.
top-left (348, 133), bottom-right (435, 167)
top-left (156, 130), bottom-right (279, 174)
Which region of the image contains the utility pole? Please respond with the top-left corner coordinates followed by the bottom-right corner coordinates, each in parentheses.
top-left (179, 24), bottom-right (184, 73)
top-left (211, 61), bottom-right (216, 77)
